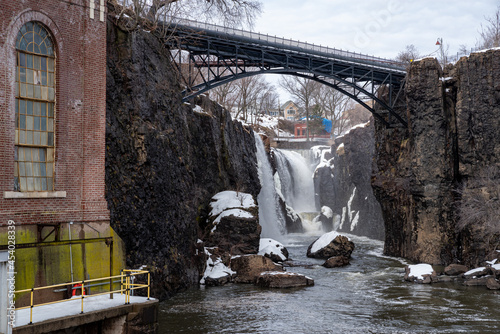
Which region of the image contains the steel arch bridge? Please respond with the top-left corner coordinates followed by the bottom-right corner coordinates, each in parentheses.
top-left (162, 18), bottom-right (408, 128)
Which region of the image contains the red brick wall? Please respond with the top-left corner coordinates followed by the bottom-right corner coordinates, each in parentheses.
top-left (0, 0), bottom-right (109, 226)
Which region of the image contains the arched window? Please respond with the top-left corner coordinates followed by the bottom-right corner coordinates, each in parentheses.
top-left (14, 22), bottom-right (55, 192)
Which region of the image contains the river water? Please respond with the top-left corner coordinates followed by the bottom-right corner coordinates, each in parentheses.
top-left (158, 232), bottom-right (500, 334)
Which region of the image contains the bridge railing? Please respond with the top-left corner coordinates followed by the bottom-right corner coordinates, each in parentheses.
top-left (114, 0), bottom-right (405, 70)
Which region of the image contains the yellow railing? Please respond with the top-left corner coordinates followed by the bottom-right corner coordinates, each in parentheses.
top-left (15, 269), bottom-right (150, 325)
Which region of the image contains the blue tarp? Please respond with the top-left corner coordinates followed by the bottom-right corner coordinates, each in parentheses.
top-left (298, 117), bottom-right (332, 133)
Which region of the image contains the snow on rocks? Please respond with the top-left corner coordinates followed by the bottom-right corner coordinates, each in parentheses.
top-left (200, 248), bottom-right (236, 286)
top-left (209, 190), bottom-right (256, 217)
top-left (404, 264), bottom-right (436, 284)
top-left (306, 231), bottom-right (355, 259)
top-left (206, 191), bottom-right (260, 255)
top-left (259, 238), bottom-right (289, 263)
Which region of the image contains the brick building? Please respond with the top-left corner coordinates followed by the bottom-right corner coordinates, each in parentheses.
top-left (0, 0), bottom-right (124, 303)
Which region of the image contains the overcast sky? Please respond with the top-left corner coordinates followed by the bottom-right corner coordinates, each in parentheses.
top-left (254, 0), bottom-right (499, 60)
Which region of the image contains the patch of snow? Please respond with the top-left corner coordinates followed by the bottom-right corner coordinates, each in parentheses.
top-left (321, 206), bottom-right (333, 219)
top-left (408, 264), bottom-right (433, 280)
top-left (259, 238), bottom-right (287, 261)
top-left (493, 263), bottom-right (500, 270)
top-left (471, 46), bottom-right (500, 54)
top-left (209, 191), bottom-right (256, 217)
top-left (464, 267), bottom-right (486, 276)
top-left (311, 231), bottom-right (348, 253)
top-left (440, 77), bottom-right (453, 82)
top-left (347, 187), bottom-right (356, 221)
top-left (350, 211), bottom-right (359, 231)
top-left (486, 259), bottom-right (498, 266)
top-left (16, 294), bottom-right (154, 327)
top-left (414, 56), bottom-right (436, 62)
top-left (197, 239), bottom-right (203, 244)
top-left (193, 105), bottom-right (209, 115)
top-left (200, 249), bottom-right (235, 285)
top-left (349, 122), bottom-right (369, 131)
top-left (340, 207), bottom-right (346, 229)
top-left (211, 209), bottom-right (254, 233)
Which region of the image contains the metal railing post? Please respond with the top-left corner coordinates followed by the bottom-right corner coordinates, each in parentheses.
top-left (80, 280), bottom-right (84, 314)
top-left (147, 272), bottom-right (150, 300)
top-left (29, 288), bottom-right (34, 325)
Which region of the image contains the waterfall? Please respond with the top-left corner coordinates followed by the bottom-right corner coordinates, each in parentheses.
top-left (273, 149), bottom-right (317, 213)
top-left (254, 133), bottom-right (286, 239)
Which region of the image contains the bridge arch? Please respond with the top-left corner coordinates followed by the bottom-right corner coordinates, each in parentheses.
top-left (164, 18), bottom-right (408, 128)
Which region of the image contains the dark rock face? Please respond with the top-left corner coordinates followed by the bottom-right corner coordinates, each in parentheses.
top-left (314, 123), bottom-right (385, 240)
top-left (322, 256), bottom-right (350, 268)
top-left (105, 20), bottom-right (260, 299)
top-left (372, 51), bottom-right (500, 267)
top-left (307, 234), bottom-right (355, 259)
top-left (255, 272), bottom-right (314, 288)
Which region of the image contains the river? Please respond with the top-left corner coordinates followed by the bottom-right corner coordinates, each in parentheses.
top-left (158, 232), bottom-right (500, 334)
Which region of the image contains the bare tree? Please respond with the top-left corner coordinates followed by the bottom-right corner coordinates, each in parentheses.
top-left (478, 5), bottom-right (500, 49)
top-left (112, 0), bottom-right (262, 29)
top-left (315, 85), bottom-right (351, 136)
top-left (395, 44), bottom-right (420, 63)
top-left (210, 81), bottom-right (238, 111)
top-left (457, 166), bottom-right (500, 235)
top-left (279, 76), bottom-right (320, 140)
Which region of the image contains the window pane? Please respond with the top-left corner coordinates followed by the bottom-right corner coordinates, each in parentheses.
top-left (47, 58), bottom-right (54, 71)
top-left (34, 132), bottom-right (40, 145)
top-left (34, 85), bottom-right (41, 99)
top-left (48, 73), bottom-right (53, 87)
top-left (47, 118), bottom-right (53, 131)
top-left (41, 72), bottom-right (47, 86)
top-left (19, 100), bottom-right (26, 114)
top-left (46, 148), bottom-right (54, 162)
top-left (20, 177), bottom-right (27, 191)
top-left (26, 54), bottom-right (33, 68)
top-left (20, 68), bottom-right (26, 83)
top-left (20, 83), bottom-right (26, 97)
top-left (19, 53), bottom-right (25, 67)
top-left (47, 164), bottom-right (53, 177)
top-left (26, 69), bottom-right (33, 83)
top-left (32, 149), bottom-right (39, 162)
top-left (40, 103), bottom-right (46, 116)
top-left (48, 104), bottom-right (54, 117)
top-left (19, 131), bottom-right (25, 144)
top-left (41, 178), bottom-right (47, 190)
top-left (25, 162), bottom-right (32, 176)
top-left (41, 117), bottom-right (46, 131)
top-left (41, 57), bottom-right (46, 71)
top-left (27, 116), bottom-right (33, 130)
top-left (47, 132), bottom-right (53, 146)
top-left (33, 163), bottom-right (40, 177)
top-left (48, 87), bottom-right (54, 101)
top-left (47, 178), bottom-right (53, 190)
top-left (27, 101), bottom-right (33, 115)
top-left (33, 55), bottom-right (40, 70)
top-left (27, 177), bottom-right (34, 191)
top-left (15, 130), bottom-right (19, 145)
top-left (14, 177), bottom-right (20, 191)
top-left (39, 149), bottom-right (46, 162)
top-left (41, 132), bottom-right (47, 145)
top-left (27, 131), bottom-right (33, 144)
top-left (27, 84), bottom-right (33, 98)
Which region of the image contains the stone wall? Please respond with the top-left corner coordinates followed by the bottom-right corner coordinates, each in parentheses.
top-left (105, 17), bottom-right (260, 299)
top-left (372, 50), bottom-right (500, 267)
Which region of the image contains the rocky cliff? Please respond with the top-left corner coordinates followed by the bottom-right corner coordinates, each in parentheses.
top-left (314, 122), bottom-right (385, 240)
top-left (372, 50), bottom-right (500, 267)
top-left (105, 19), bottom-right (260, 299)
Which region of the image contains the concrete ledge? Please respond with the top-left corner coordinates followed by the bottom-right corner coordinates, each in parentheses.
top-left (13, 300), bottom-right (158, 334)
top-left (4, 191), bottom-right (67, 199)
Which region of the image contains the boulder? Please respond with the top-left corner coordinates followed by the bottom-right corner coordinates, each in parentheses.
top-left (255, 271), bottom-right (314, 288)
top-left (231, 255), bottom-right (283, 283)
top-left (307, 231), bottom-right (355, 259)
top-left (464, 277), bottom-right (490, 286)
top-left (205, 191), bottom-right (261, 256)
top-left (284, 204), bottom-right (303, 233)
top-left (486, 277), bottom-right (500, 290)
top-left (322, 256), bottom-right (350, 268)
top-left (259, 238), bottom-right (289, 263)
top-left (444, 264), bottom-right (468, 276)
top-left (316, 206), bottom-right (334, 231)
top-left (404, 264), bottom-right (437, 284)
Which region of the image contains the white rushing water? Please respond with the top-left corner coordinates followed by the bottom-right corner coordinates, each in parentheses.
top-left (254, 133), bottom-right (286, 239)
top-left (273, 149), bottom-right (317, 213)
